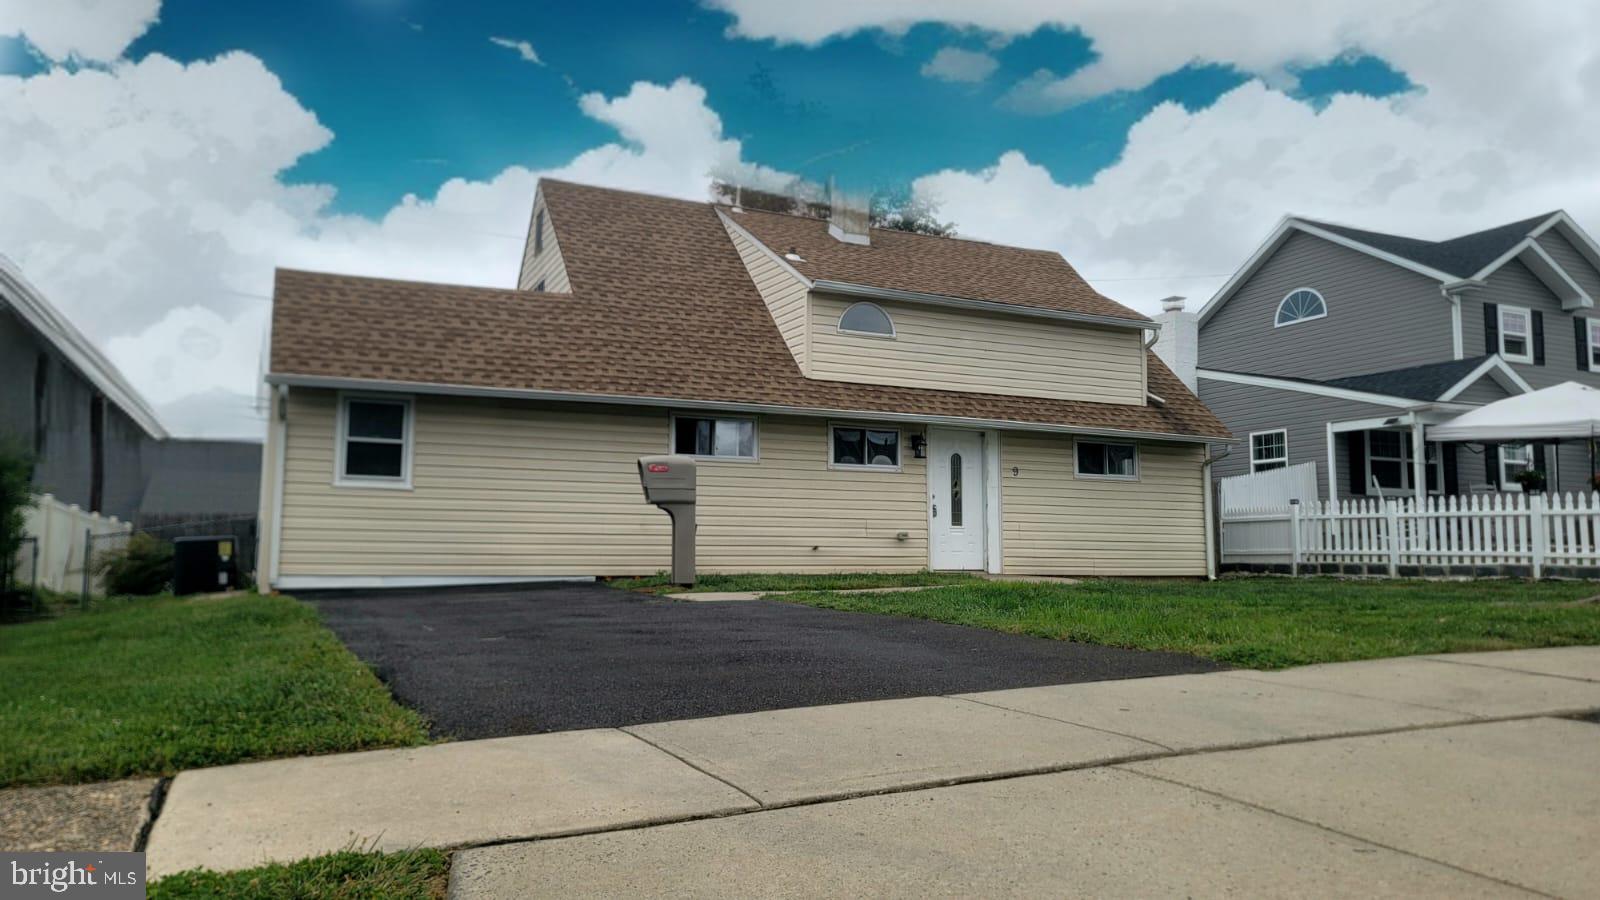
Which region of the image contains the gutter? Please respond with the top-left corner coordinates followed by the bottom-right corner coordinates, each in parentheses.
top-left (265, 373), bottom-right (1233, 445)
top-left (1201, 446), bottom-right (1231, 581)
top-left (810, 279), bottom-right (1157, 332)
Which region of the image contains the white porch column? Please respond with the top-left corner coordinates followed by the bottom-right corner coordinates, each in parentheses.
top-left (1325, 423), bottom-right (1337, 500)
top-left (1411, 418), bottom-right (1427, 501)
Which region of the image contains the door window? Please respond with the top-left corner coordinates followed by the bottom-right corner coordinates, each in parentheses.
top-left (950, 453), bottom-right (963, 527)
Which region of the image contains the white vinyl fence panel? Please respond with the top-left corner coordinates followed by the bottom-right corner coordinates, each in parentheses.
top-left (1219, 462), bottom-right (1319, 515)
top-left (14, 493), bottom-right (132, 593)
top-left (1221, 492), bottom-right (1600, 578)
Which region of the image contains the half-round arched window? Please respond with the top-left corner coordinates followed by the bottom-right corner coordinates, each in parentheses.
top-left (1275, 288), bottom-right (1327, 327)
top-left (838, 302), bottom-right (895, 337)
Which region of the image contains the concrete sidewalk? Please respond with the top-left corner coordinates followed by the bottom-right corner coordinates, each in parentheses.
top-left (144, 647), bottom-right (1600, 891)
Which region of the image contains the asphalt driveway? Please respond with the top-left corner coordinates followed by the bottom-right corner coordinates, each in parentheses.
top-left (308, 582), bottom-right (1221, 739)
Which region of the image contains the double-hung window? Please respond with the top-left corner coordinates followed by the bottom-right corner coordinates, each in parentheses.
top-left (830, 425), bottom-right (900, 469)
top-left (1586, 318), bottom-right (1600, 372)
top-left (672, 415), bottom-right (757, 460)
top-left (1499, 443), bottom-right (1535, 491)
top-left (1365, 430), bottom-right (1442, 494)
top-left (1076, 440), bottom-right (1138, 480)
top-left (1498, 305), bottom-right (1533, 363)
top-left (1250, 430), bottom-right (1288, 472)
top-left (337, 395), bottom-right (413, 487)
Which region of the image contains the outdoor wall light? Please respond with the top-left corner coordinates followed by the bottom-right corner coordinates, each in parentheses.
top-left (910, 433), bottom-right (927, 458)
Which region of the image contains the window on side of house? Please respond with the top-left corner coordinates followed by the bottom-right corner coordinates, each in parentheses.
top-left (1499, 443), bottom-right (1535, 491)
top-left (1586, 318), bottom-right (1600, 372)
top-left (672, 415), bottom-right (757, 460)
top-left (1076, 440), bottom-right (1138, 480)
top-left (1365, 430), bottom-right (1443, 494)
top-left (338, 396), bottom-right (412, 486)
top-left (1498, 304), bottom-right (1533, 363)
top-left (831, 425), bottom-right (900, 469)
top-left (837, 302), bottom-right (895, 337)
top-left (1274, 288), bottom-right (1327, 327)
top-left (533, 208), bottom-right (545, 256)
top-left (1250, 429), bottom-right (1288, 472)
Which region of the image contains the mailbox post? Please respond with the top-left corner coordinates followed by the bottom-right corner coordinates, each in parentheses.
top-left (637, 455), bottom-right (696, 586)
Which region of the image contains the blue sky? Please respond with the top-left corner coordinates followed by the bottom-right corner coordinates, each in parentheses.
top-left (2, 0), bottom-right (1594, 437)
top-left (123, 0), bottom-right (1409, 218)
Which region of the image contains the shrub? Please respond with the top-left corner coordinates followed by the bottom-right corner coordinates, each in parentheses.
top-left (0, 441), bottom-right (34, 594)
top-left (95, 533), bottom-right (175, 596)
top-left (1513, 468), bottom-right (1548, 493)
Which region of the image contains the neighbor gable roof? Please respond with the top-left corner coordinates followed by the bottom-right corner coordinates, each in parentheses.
top-left (1198, 354), bottom-right (1530, 407)
top-left (0, 254), bottom-right (168, 439)
top-left (722, 204), bottom-right (1149, 325)
top-left (1199, 211), bottom-right (1600, 326)
top-left (268, 179), bottom-right (1228, 441)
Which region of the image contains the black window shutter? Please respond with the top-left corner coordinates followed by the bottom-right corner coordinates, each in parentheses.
top-left (1532, 441), bottom-right (1549, 476)
top-left (1483, 303), bottom-right (1499, 356)
top-left (1579, 317), bottom-right (1591, 371)
top-left (1533, 311), bottom-right (1545, 365)
top-left (1443, 443), bottom-right (1459, 495)
top-left (1346, 431), bottom-right (1366, 496)
top-left (1485, 444), bottom-right (1500, 487)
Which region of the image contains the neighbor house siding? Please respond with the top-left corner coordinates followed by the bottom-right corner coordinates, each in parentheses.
top-left (808, 292), bottom-right (1146, 405)
top-left (516, 190), bottom-right (572, 293)
top-left (1463, 258), bottom-right (1600, 391)
top-left (1199, 232), bottom-right (1453, 380)
top-left (722, 215), bottom-right (809, 372)
top-left (274, 390), bottom-right (928, 579)
top-left (999, 433), bottom-right (1205, 576)
top-left (1536, 231), bottom-right (1600, 302)
top-left (1197, 377), bottom-right (1400, 501)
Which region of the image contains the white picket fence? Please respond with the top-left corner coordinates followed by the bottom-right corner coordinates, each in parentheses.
top-left (1222, 492), bottom-right (1600, 578)
top-left (12, 493), bottom-right (133, 593)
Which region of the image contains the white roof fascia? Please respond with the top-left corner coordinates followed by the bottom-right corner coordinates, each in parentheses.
top-left (265, 373), bottom-right (1231, 444)
top-left (0, 255), bottom-right (168, 439)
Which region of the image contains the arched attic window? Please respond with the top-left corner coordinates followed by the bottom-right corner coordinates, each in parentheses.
top-left (1275, 288), bottom-right (1327, 327)
top-left (838, 301), bottom-right (895, 337)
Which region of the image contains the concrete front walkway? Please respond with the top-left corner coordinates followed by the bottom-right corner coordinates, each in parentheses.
top-left (142, 647), bottom-right (1600, 895)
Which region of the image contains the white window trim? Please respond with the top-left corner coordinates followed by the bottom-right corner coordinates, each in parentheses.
top-left (1074, 439), bottom-right (1140, 481)
top-left (828, 421), bottom-right (903, 471)
top-left (1274, 288), bottom-right (1327, 328)
top-left (1499, 443), bottom-right (1535, 492)
top-left (1363, 430), bottom-right (1443, 495)
top-left (1585, 318), bottom-right (1600, 374)
top-left (334, 392), bottom-right (415, 490)
top-left (1249, 429), bottom-right (1289, 473)
top-left (836, 301), bottom-right (898, 339)
top-left (669, 412), bottom-right (760, 463)
top-left (1497, 303), bottom-right (1534, 364)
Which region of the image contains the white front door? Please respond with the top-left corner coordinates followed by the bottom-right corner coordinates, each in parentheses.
top-left (928, 428), bottom-right (986, 570)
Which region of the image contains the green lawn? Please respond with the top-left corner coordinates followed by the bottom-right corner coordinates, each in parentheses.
top-left (779, 577), bottom-right (1600, 669)
top-left (0, 593), bottom-right (429, 787)
top-left (149, 849), bottom-right (448, 899)
top-left (611, 570), bottom-right (982, 594)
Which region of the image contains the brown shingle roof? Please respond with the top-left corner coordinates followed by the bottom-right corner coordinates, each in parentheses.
top-left (723, 205), bottom-right (1146, 321)
top-left (269, 179), bottom-right (1228, 440)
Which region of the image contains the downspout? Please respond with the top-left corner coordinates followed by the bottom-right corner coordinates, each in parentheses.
top-left (1201, 446), bottom-right (1231, 580)
top-left (1441, 280), bottom-right (1484, 361)
top-left (268, 383), bottom-right (288, 591)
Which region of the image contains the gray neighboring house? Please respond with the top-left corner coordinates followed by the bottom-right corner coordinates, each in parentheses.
top-left (1154, 211), bottom-right (1600, 500)
top-left (1, 255), bottom-right (261, 523)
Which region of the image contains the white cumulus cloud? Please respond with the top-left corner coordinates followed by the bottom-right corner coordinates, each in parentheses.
top-left (921, 47), bottom-right (997, 83)
top-left (0, 0), bottom-right (160, 62)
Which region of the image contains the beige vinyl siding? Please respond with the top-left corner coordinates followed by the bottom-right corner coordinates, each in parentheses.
top-left (722, 214), bottom-right (809, 371)
top-left (516, 190), bottom-right (572, 292)
top-left (276, 390), bottom-right (926, 578)
top-left (1000, 433), bottom-right (1206, 576)
top-left (808, 293), bottom-right (1146, 404)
